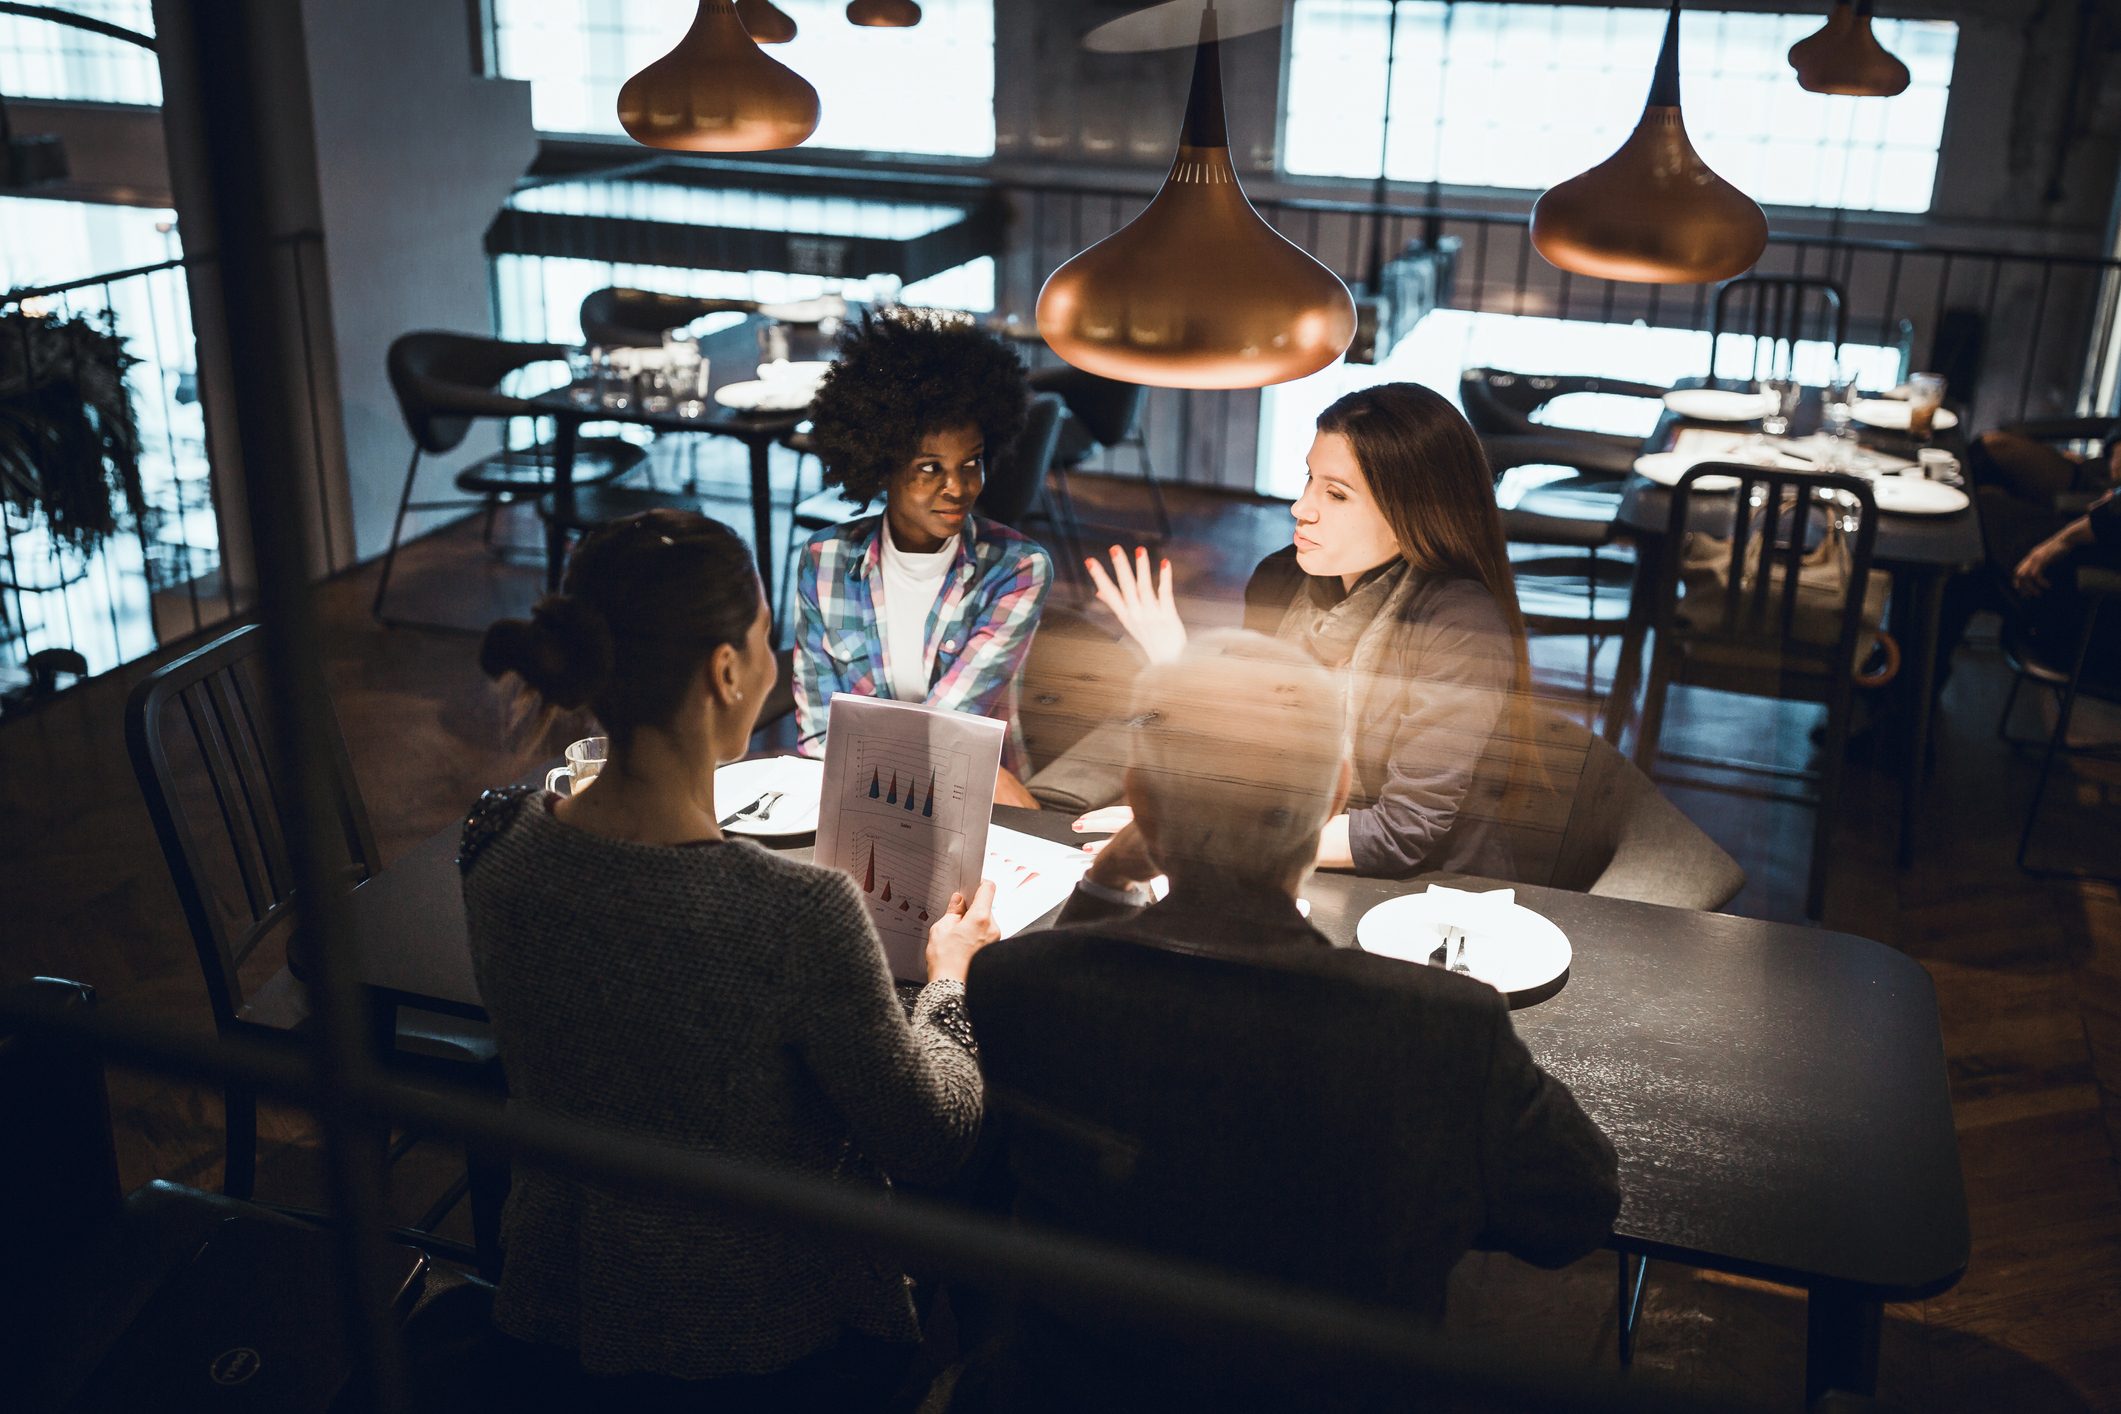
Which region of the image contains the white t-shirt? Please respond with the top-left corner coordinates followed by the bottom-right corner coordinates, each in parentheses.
top-left (878, 520), bottom-right (959, 702)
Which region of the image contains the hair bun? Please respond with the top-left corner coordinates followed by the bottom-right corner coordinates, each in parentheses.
top-left (479, 594), bottom-right (614, 709)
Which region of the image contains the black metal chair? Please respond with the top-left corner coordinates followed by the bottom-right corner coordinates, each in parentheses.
top-left (375, 332), bottom-right (649, 626)
top-left (1485, 435), bottom-right (1636, 704)
top-left (1632, 463), bottom-right (1881, 919)
top-left (1707, 275), bottom-right (1848, 387)
top-left (124, 624), bottom-right (505, 1262)
top-left (1028, 363), bottom-right (1170, 545)
top-left (1459, 367), bottom-right (1664, 479)
top-left (578, 287), bottom-right (760, 350)
top-left (1998, 564), bottom-right (2121, 878)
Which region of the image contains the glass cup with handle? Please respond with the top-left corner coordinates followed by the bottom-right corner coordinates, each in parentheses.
top-left (545, 735), bottom-right (609, 797)
top-left (1822, 374), bottom-right (1856, 440)
top-left (1905, 372), bottom-right (1947, 441)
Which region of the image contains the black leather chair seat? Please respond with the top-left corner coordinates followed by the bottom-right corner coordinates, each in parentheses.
top-left (453, 436), bottom-right (647, 496)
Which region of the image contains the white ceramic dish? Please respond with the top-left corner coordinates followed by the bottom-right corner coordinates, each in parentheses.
top-left (714, 379), bottom-right (818, 413)
top-left (1849, 399), bottom-right (1959, 432)
top-left (1865, 477), bottom-right (1971, 516)
top-left (1355, 892), bottom-right (1572, 996)
top-left (1634, 451), bottom-right (1742, 493)
top-left (756, 296), bottom-right (847, 324)
top-left (1663, 388), bottom-right (1775, 422)
top-left (758, 359), bottom-right (832, 384)
top-left (713, 755), bottom-right (825, 837)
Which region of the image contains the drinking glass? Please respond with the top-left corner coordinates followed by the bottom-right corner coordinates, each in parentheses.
top-left (566, 347), bottom-right (598, 408)
top-left (596, 348), bottom-right (632, 412)
top-left (1758, 376), bottom-right (1800, 439)
top-left (1906, 372), bottom-right (1947, 441)
top-left (1822, 375), bottom-right (1856, 441)
top-left (544, 735), bottom-right (609, 797)
top-left (755, 319), bottom-right (791, 375)
top-left (640, 367), bottom-right (675, 415)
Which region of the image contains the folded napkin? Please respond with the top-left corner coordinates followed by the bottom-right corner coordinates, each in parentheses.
top-left (1424, 885), bottom-right (1517, 941)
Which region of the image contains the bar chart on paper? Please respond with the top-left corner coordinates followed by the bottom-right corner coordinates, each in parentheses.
top-left (817, 696), bottom-right (1008, 978)
top-left (851, 741), bottom-right (972, 830)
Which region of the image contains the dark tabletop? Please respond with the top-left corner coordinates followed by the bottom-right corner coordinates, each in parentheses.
top-left (1623, 401), bottom-right (1984, 573)
top-left (353, 793), bottom-right (1968, 1301)
top-left (531, 311), bottom-right (829, 438)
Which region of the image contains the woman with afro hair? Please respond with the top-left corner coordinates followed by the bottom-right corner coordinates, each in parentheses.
top-left (793, 313), bottom-right (1053, 806)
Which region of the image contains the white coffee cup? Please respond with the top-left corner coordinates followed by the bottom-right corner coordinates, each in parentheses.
top-left (545, 735), bottom-right (609, 797)
top-left (1917, 448), bottom-right (1960, 483)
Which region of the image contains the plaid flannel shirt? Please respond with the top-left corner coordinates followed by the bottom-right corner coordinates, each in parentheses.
top-left (794, 513), bottom-right (1052, 777)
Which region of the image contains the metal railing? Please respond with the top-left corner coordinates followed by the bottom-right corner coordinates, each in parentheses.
top-left (491, 159), bottom-right (2121, 495)
top-left (0, 230), bottom-right (333, 704)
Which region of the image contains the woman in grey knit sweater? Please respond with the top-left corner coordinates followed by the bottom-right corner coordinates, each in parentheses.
top-left (463, 510), bottom-right (996, 1404)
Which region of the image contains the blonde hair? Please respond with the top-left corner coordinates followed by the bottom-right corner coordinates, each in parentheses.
top-left (1126, 631), bottom-right (1347, 888)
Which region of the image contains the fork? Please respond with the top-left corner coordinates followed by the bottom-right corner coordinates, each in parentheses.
top-left (718, 789), bottom-right (783, 828)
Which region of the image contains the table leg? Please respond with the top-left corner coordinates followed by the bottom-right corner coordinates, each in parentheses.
top-left (1805, 1284), bottom-right (1882, 1403)
top-left (749, 434), bottom-right (777, 611)
top-left (1897, 571), bottom-right (1946, 869)
top-left (1604, 531), bottom-right (1664, 747)
top-left (547, 417), bottom-right (580, 593)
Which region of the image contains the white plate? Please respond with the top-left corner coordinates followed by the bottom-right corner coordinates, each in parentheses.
top-left (1663, 388), bottom-right (1774, 422)
top-left (714, 379), bottom-right (818, 413)
top-left (714, 755), bottom-right (825, 837)
top-left (1355, 892), bottom-right (1572, 996)
top-left (756, 296), bottom-right (847, 324)
top-left (758, 360), bottom-right (832, 384)
top-left (1634, 451), bottom-right (1741, 493)
top-left (1849, 399), bottom-right (1959, 432)
top-left (1866, 476), bottom-right (1970, 516)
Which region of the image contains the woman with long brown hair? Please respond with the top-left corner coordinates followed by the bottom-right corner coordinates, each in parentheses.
top-left (1081, 381), bottom-right (1533, 879)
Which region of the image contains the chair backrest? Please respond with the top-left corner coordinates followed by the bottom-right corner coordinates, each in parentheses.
top-left (1708, 276), bottom-right (1848, 386)
top-left (124, 625), bottom-right (379, 1035)
top-left (578, 287), bottom-right (759, 350)
top-left (1027, 364), bottom-right (1146, 449)
top-left (1547, 717), bottom-right (1746, 909)
top-left (976, 392), bottom-right (1065, 528)
top-left (386, 332), bottom-right (566, 455)
top-left (1654, 462), bottom-right (1880, 687)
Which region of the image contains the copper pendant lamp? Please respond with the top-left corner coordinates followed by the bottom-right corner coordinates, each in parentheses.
top-left (1034, 4), bottom-right (1356, 390)
top-left (1529, 0), bottom-right (1766, 285)
top-left (1791, 0), bottom-right (1910, 98)
top-left (737, 0), bottom-right (798, 45)
top-left (846, 0), bottom-right (922, 27)
top-left (617, 0), bottom-right (819, 152)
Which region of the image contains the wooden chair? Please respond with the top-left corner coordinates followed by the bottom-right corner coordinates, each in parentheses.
top-left (1632, 463), bottom-right (1880, 919)
top-left (1999, 564), bottom-right (2121, 878)
top-left (1028, 363), bottom-right (1169, 547)
top-left (124, 625), bottom-right (505, 1262)
top-left (1484, 434), bottom-right (1636, 705)
top-left (1459, 366), bottom-right (1664, 479)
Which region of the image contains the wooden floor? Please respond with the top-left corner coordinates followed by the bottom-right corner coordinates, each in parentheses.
top-left (4, 441), bottom-right (2119, 1410)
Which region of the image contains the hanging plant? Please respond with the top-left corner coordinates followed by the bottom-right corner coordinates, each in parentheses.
top-left (0, 305), bottom-right (145, 551)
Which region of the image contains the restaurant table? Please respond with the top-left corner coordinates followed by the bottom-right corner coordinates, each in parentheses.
top-left (1608, 400), bottom-right (1985, 869)
top-left (353, 797), bottom-right (1967, 1402)
top-left (529, 313), bottom-right (835, 602)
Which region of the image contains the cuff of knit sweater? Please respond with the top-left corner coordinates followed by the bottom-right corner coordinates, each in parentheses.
top-left (913, 978), bottom-right (977, 1055)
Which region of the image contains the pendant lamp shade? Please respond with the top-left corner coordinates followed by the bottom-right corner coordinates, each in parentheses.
top-left (617, 0), bottom-right (819, 152)
top-left (1034, 6), bottom-right (1356, 389)
top-left (846, 0), bottom-right (922, 26)
top-left (1787, 0), bottom-right (1852, 74)
top-left (737, 0), bottom-right (798, 44)
top-left (1529, 1), bottom-right (1766, 285)
top-left (1791, 0), bottom-right (1910, 97)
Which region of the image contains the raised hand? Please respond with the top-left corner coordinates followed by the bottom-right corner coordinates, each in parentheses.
top-left (1084, 545), bottom-right (1187, 665)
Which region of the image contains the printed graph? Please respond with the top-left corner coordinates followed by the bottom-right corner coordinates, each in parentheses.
top-left (851, 829), bottom-right (962, 942)
top-left (850, 741), bottom-right (971, 832)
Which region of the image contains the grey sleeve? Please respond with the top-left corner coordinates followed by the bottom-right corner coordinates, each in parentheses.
top-left (1474, 1009), bottom-right (1621, 1267)
top-left (783, 873), bottom-right (984, 1184)
top-left (1344, 595), bottom-right (1518, 878)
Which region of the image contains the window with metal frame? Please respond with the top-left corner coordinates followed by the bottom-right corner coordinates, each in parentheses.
top-left (488, 0), bottom-right (997, 158)
top-left (1283, 1), bottom-right (1958, 215)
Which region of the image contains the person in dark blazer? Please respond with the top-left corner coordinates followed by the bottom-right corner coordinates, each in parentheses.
top-left (960, 631), bottom-right (1619, 1413)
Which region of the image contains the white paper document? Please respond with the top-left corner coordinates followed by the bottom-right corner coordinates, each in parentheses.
top-left (816, 696), bottom-right (1006, 980)
top-left (982, 824), bottom-right (1095, 938)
